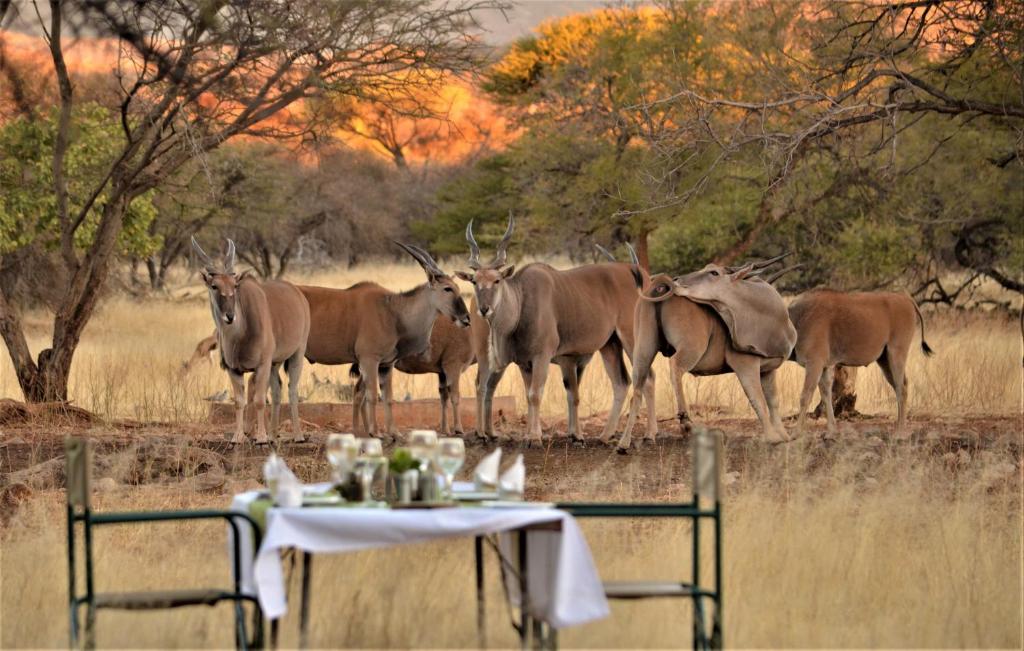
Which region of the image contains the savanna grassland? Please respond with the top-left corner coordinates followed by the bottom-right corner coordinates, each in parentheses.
top-left (1, 260), bottom-right (1022, 649)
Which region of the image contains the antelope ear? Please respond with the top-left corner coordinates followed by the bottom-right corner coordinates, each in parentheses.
top-left (455, 271), bottom-right (474, 283)
top-left (500, 264), bottom-right (515, 279)
top-left (237, 270), bottom-right (255, 282)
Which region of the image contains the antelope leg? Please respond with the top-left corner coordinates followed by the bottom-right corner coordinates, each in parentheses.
top-left (524, 358), bottom-right (550, 444)
top-left (360, 358), bottom-right (382, 437)
top-left (762, 367), bottom-right (791, 442)
top-left (269, 363), bottom-right (283, 442)
top-left (794, 360), bottom-right (824, 438)
top-left (816, 366), bottom-right (836, 438)
top-left (483, 364), bottom-right (507, 440)
top-left (251, 363), bottom-right (272, 445)
top-left (438, 371), bottom-right (451, 436)
top-left (379, 365), bottom-right (397, 440)
top-left (286, 351), bottom-right (306, 443)
top-left (228, 371), bottom-right (247, 445)
top-left (597, 344), bottom-right (629, 444)
top-left (730, 353), bottom-right (784, 443)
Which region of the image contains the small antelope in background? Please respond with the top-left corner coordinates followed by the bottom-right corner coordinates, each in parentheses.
top-left (180, 332), bottom-right (218, 377)
top-left (299, 243), bottom-right (470, 437)
top-left (788, 290), bottom-right (934, 438)
top-left (192, 237), bottom-right (311, 445)
top-left (457, 215), bottom-right (658, 445)
top-left (618, 247), bottom-right (798, 449)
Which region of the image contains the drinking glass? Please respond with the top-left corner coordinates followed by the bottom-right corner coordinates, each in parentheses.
top-left (408, 430), bottom-right (438, 471)
top-left (436, 437), bottom-right (465, 499)
top-left (355, 438), bottom-right (385, 503)
top-left (325, 433), bottom-right (356, 483)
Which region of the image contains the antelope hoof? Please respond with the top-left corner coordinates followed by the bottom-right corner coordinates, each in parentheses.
top-left (893, 428), bottom-right (912, 442)
top-left (569, 434), bottom-right (587, 448)
top-left (616, 444), bottom-right (630, 455)
top-left (524, 436), bottom-right (543, 449)
top-left (764, 429), bottom-right (790, 445)
top-left (290, 434), bottom-right (307, 444)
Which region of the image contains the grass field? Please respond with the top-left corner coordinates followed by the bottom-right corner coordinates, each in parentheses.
top-left (1, 260), bottom-right (1022, 649)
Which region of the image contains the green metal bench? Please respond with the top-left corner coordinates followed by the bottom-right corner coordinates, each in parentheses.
top-left (65, 438), bottom-right (264, 650)
top-left (557, 427), bottom-right (724, 650)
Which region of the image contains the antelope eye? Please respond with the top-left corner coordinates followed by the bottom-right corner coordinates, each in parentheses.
top-left (709, 270), bottom-right (719, 276)
top-left (444, 286), bottom-right (454, 293)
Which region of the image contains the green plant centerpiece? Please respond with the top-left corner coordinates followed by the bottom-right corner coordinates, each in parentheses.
top-left (389, 448), bottom-right (417, 474)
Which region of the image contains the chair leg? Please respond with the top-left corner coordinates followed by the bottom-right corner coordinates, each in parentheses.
top-left (84, 603), bottom-right (96, 650)
top-left (475, 536), bottom-right (487, 649)
top-left (235, 601), bottom-right (248, 651)
top-left (298, 552), bottom-right (313, 650)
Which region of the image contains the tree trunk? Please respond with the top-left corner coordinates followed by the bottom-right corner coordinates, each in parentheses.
top-left (1, 196), bottom-right (129, 403)
top-left (813, 366), bottom-right (859, 419)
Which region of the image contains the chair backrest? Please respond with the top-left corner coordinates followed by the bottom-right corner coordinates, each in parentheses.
top-left (692, 427), bottom-right (723, 502)
top-left (65, 438), bottom-right (91, 509)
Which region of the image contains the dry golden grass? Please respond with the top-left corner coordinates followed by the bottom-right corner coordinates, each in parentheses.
top-left (1, 260), bottom-right (1021, 427)
top-left (1, 436), bottom-right (1020, 648)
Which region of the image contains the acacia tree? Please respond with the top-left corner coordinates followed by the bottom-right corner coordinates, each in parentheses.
top-left (641, 0), bottom-right (1023, 267)
top-left (0, 0), bottom-right (492, 402)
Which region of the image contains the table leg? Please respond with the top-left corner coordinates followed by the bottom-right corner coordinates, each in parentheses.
top-left (299, 552), bottom-right (313, 650)
top-left (518, 529), bottom-right (530, 651)
top-left (270, 619), bottom-right (279, 650)
top-left (475, 535), bottom-right (487, 649)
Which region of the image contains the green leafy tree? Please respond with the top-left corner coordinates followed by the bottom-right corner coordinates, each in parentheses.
top-left (0, 104), bottom-right (159, 259)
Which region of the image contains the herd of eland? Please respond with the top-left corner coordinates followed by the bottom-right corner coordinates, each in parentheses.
top-left (190, 216), bottom-right (933, 451)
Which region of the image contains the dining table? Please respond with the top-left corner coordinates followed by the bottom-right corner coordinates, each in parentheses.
top-left (229, 483), bottom-right (610, 649)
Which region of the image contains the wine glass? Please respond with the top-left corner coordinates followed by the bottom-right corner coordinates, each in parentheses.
top-left (355, 438), bottom-right (385, 503)
top-left (408, 430), bottom-right (438, 471)
top-left (437, 437), bottom-right (465, 499)
top-left (326, 433), bottom-right (356, 483)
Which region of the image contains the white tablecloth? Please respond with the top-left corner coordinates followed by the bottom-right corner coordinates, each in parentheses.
top-left (229, 488), bottom-right (609, 629)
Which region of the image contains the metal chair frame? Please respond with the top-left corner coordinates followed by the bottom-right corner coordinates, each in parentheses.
top-left (64, 438), bottom-right (264, 650)
top-left (556, 428), bottom-right (724, 651)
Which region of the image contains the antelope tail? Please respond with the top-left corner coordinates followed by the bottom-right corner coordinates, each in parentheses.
top-left (911, 298), bottom-right (935, 357)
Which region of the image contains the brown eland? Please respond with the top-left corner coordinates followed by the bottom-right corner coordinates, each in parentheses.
top-left (617, 247), bottom-right (797, 450)
top-left (299, 243), bottom-right (470, 437)
top-left (456, 215), bottom-right (658, 445)
top-left (788, 290), bottom-right (934, 439)
top-left (354, 311), bottom-right (477, 436)
top-left (192, 237), bottom-right (311, 445)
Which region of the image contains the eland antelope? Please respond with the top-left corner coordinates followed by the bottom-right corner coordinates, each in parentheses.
top-left (617, 247), bottom-right (797, 449)
top-left (456, 216), bottom-right (658, 445)
top-left (192, 237), bottom-right (310, 445)
top-left (299, 243), bottom-right (470, 437)
top-left (788, 290), bottom-right (933, 439)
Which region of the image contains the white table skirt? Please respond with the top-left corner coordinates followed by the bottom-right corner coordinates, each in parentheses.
top-left (229, 488), bottom-right (610, 629)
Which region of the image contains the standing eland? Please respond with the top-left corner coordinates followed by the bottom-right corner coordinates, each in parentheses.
top-left (299, 243), bottom-right (470, 437)
top-left (617, 247), bottom-right (797, 450)
top-left (192, 237), bottom-right (310, 445)
top-left (788, 290), bottom-right (934, 439)
top-left (456, 215), bottom-right (658, 445)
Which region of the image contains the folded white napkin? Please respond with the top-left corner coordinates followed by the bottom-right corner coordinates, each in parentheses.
top-left (263, 452), bottom-right (302, 507)
top-left (499, 454), bottom-right (525, 499)
top-left (474, 448), bottom-right (502, 489)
